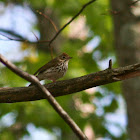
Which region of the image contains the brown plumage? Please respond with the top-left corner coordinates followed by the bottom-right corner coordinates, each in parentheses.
top-left (29, 53), bottom-right (72, 86)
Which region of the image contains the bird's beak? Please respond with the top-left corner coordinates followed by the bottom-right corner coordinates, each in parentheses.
top-left (68, 57), bottom-right (72, 60)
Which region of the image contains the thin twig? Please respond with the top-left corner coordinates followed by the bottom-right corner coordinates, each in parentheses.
top-left (0, 32), bottom-right (50, 44)
top-left (0, 29), bottom-right (26, 40)
top-left (0, 54), bottom-right (88, 140)
top-left (48, 0), bottom-right (96, 47)
top-left (37, 10), bottom-right (58, 32)
top-left (0, 32), bottom-right (28, 42)
top-left (32, 31), bottom-right (39, 41)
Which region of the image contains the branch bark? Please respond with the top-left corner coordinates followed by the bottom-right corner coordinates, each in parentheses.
top-left (0, 62), bottom-right (140, 103)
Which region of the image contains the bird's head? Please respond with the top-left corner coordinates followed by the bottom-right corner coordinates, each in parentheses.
top-left (58, 53), bottom-right (72, 62)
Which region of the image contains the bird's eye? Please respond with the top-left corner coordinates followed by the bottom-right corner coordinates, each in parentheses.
top-left (62, 56), bottom-right (66, 59)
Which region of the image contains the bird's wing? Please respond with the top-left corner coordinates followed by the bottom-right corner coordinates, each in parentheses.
top-left (33, 58), bottom-right (58, 75)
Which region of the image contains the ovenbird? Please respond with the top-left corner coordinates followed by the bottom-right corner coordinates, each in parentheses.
top-left (29, 53), bottom-right (72, 86)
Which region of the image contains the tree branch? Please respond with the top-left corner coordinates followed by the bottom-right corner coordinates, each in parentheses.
top-left (0, 29), bottom-right (26, 40)
top-left (0, 54), bottom-right (88, 140)
top-left (0, 30), bottom-right (50, 44)
top-left (36, 10), bottom-right (58, 32)
top-left (0, 62), bottom-right (140, 103)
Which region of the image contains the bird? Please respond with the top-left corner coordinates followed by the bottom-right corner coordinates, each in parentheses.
top-left (29, 53), bottom-right (72, 86)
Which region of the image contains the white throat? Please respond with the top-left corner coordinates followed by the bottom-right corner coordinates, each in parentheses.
top-left (65, 60), bottom-right (69, 68)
